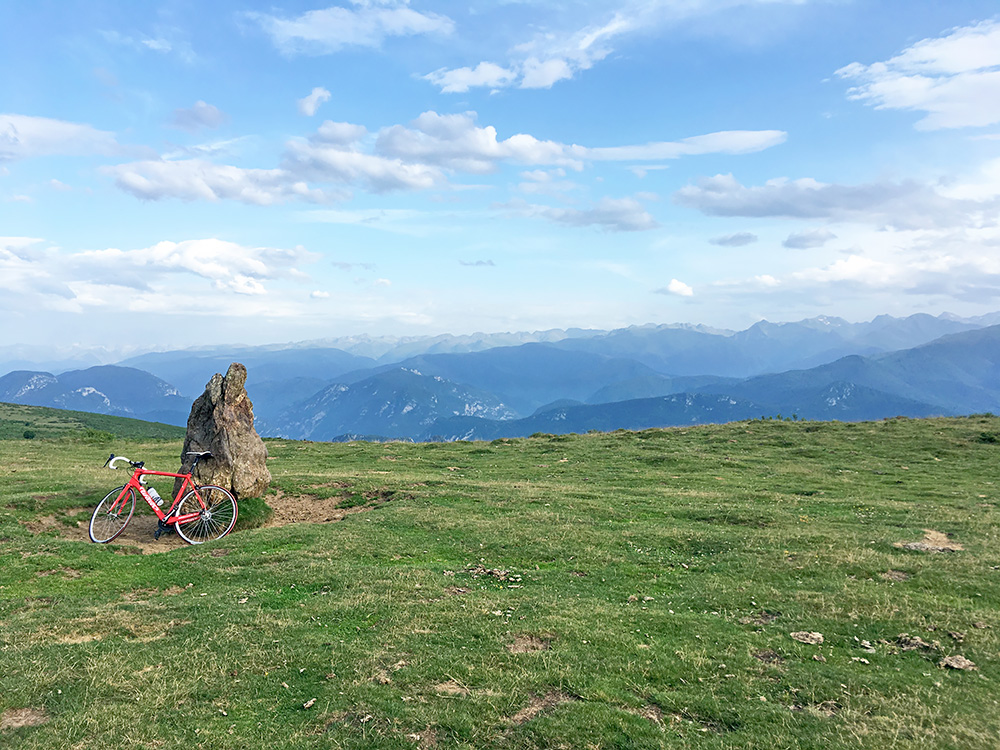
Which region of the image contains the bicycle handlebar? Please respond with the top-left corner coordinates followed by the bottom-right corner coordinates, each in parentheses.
top-left (104, 452), bottom-right (212, 471)
top-left (105, 453), bottom-right (143, 471)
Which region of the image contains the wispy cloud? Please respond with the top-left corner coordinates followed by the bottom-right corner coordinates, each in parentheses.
top-left (298, 87), bottom-right (332, 117)
top-left (0, 114), bottom-right (125, 161)
top-left (709, 232), bottom-right (757, 247)
top-left (102, 159), bottom-right (343, 205)
top-left (171, 101), bottom-right (227, 132)
top-left (783, 228), bottom-right (837, 249)
top-left (424, 0), bottom-right (808, 93)
top-left (248, 2), bottom-right (454, 55)
top-left (497, 196), bottom-right (658, 232)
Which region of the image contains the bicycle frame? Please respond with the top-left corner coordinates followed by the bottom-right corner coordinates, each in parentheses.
top-left (109, 467), bottom-right (205, 525)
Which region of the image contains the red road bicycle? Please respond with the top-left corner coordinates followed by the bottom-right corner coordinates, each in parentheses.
top-left (89, 451), bottom-right (238, 545)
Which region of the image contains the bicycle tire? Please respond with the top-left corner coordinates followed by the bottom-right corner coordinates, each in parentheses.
top-left (174, 485), bottom-right (238, 544)
top-left (89, 486), bottom-right (136, 543)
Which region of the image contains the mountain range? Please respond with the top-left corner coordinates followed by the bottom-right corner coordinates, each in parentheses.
top-left (1, 312), bottom-right (998, 441)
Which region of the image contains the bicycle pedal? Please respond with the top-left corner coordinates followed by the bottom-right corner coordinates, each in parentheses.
top-left (153, 527), bottom-right (162, 540)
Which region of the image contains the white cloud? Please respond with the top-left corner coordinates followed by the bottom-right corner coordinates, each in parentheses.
top-left (836, 19), bottom-right (1000, 130)
top-left (313, 120), bottom-right (369, 145)
top-left (7, 236), bottom-right (314, 312)
top-left (377, 111), bottom-right (783, 173)
top-left (298, 87), bottom-right (332, 116)
top-left (423, 62), bottom-right (516, 94)
top-left (0, 114), bottom-right (123, 161)
top-left (428, 10), bottom-right (630, 92)
top-left (520, 57), bottom-right (575, 89)
top-left (497, 196), bottom-right (658, 231)
top-left (73, 239), bottom-right (318, 297)
top-left (103, 159), bottom-right (340, 205)
top-left (171, 101), bottom-right (226, 132)
top-left (654, 279), bottom-right (694, 297)
top-left (248, 2), bottom-right (454, 55)
top-left (424, 1), bottom-right (808, 94)
top-left (105, 112), bottom-right (784, 205)
top-left (783, 228), bottom-right (837, 249)
top-left (283, 139), bottom-right (444, 193)
top-left (376, 111), bottom-right (575, 173)
top-left (714, 224), bottom-right (1000, 311)
top-left (674, 173), bottom-right (991, 229)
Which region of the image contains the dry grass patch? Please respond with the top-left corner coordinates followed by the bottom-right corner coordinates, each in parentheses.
top-left (507, 634), bottom-right (552, 653)
top-left (433, 679), bottom-right (470, 697)
top-left (509, 691), bottom-right (577, 725)
top-left (1, 707), bottom-right (49, 730)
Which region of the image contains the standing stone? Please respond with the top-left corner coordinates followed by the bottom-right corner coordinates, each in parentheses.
top-left (175, 363), bottom-right (270, 499)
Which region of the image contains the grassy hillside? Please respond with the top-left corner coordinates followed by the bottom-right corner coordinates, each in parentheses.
top-left (0, 402), bottom-right (185, 441)
top-left (1, 416), bottom-right (999, 748)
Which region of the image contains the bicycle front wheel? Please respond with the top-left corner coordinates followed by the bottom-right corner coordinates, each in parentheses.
top-left (89, 486), bottom-right (136, 543)
top-left (174, 485), bottom-right (238, 544)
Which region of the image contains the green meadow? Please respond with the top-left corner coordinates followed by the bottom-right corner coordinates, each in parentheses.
top-left (1, 405), bottom-right (998, 748)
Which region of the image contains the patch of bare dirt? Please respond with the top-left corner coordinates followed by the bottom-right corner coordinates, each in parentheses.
top-left (509, 691), bottom-right (577, 725)
top-left (1, 707), bottom-right (49, 730)
top-left (19, 515), bottom-right (66, 534)
top-left (895, 529), bottom-right (964, 553)
top-left (35, 567), bottom-right (82, 579)
top-left (507, 634), bottom-right (552, 654)
top-left (412, 727), bottom-right (438, 749)
top-left (263, 488), bottom-right (394, 528)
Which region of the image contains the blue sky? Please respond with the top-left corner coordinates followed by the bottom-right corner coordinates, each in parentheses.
top-left (2, 1), bottom-right (1000, 351)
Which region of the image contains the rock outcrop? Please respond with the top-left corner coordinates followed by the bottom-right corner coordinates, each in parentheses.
top-left (175, 363), bottom-right (270, 499)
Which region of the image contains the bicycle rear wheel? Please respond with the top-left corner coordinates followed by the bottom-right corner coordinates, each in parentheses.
top-left (174, 485), bottom-right (238, 544)
top-left (89, 486), bottom-right (136, 543)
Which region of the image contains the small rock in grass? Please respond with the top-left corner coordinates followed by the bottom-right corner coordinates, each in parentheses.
top-left (897, 633), bottom-right (936, 651)
top-left (790, 631), bottom-right (824, 645)
top-left (812, 654), bottom-right (826, 663)
top-left (939, 655), bottom-right (977, 671)
top-left (303, 698), bottom-right (316, 709)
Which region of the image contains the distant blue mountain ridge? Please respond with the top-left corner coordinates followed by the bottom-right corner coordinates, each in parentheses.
top-left (0, 313), bottom-right (997, 440)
